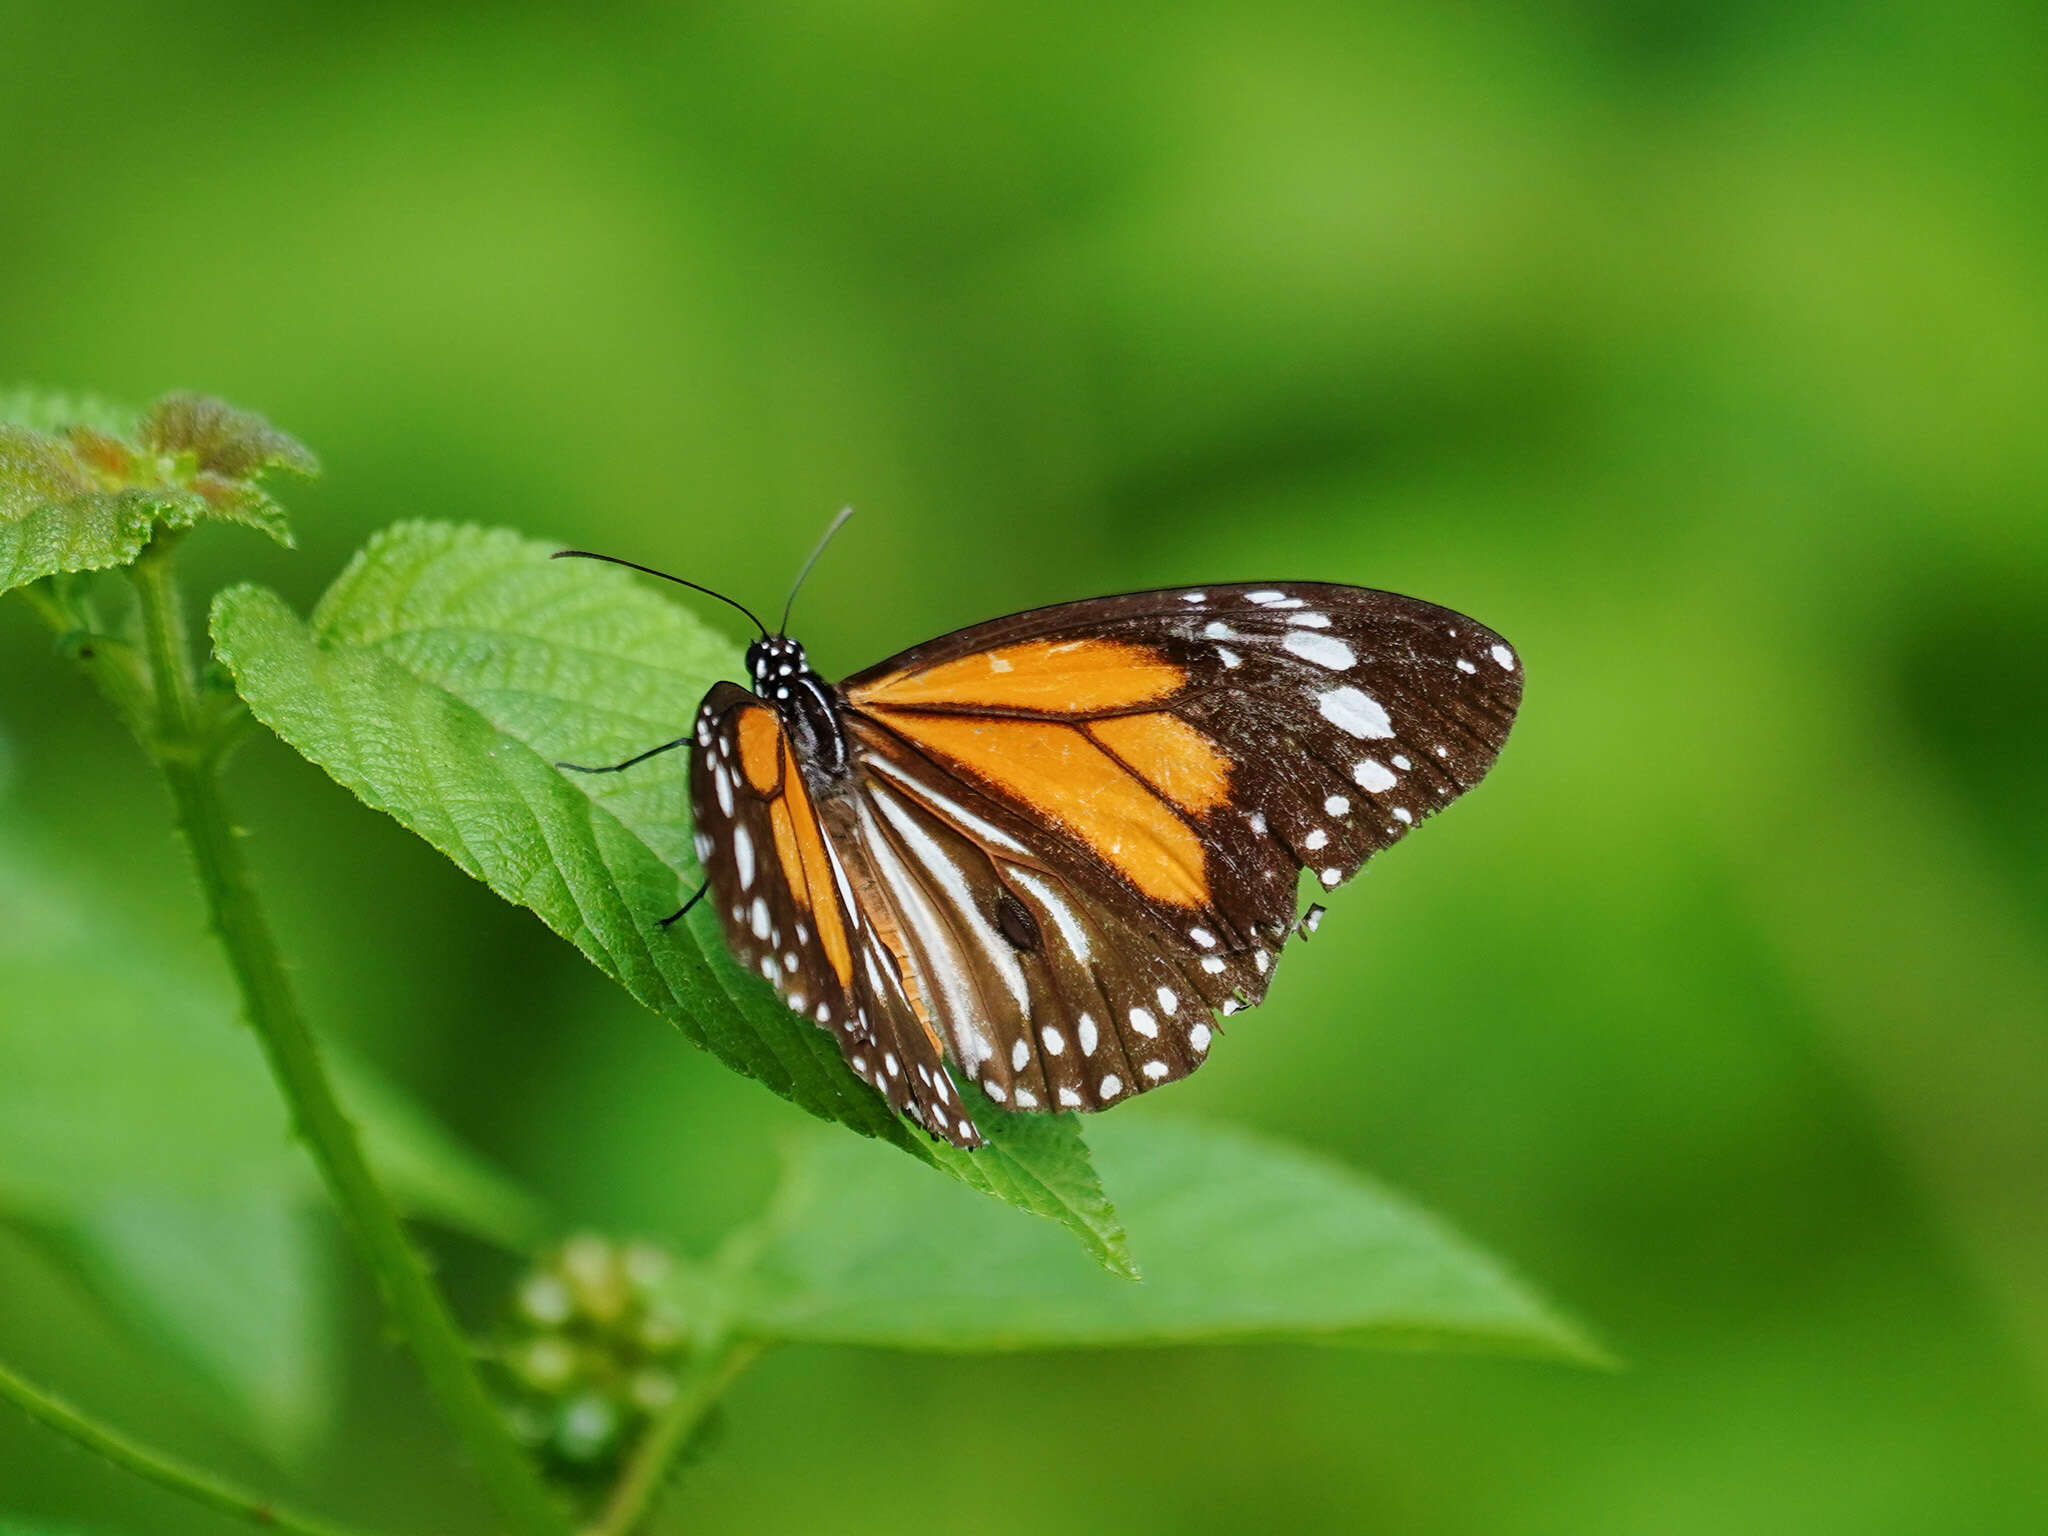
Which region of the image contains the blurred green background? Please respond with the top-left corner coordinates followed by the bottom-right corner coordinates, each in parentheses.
top-left (4, 1), bottom-right (2047, 1531)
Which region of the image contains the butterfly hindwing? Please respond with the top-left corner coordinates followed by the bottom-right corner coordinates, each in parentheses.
top-left (844, 715), bottom-right (1232, 1116)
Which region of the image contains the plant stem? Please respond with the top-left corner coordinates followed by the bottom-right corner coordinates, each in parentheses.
top-left (0, 1357), bottom-right (375, 1536)
top-left (583, 1342), bottom-right (765, 1536)
top-left (126, 538), bottom-right (570, 1536)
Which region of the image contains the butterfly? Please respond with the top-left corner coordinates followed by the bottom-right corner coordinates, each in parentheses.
top-left (556, 528), bottom-right (1521, 1149)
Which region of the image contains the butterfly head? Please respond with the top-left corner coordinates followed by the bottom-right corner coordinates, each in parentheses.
top-left (746, 634), bottom-right (810, 693)
top-left (747, 633), bottom-right (848, 777)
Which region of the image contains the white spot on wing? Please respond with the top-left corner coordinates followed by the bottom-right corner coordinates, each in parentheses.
top-left (1013, 1086), bottom-right (1039, 1108)
top-left (1304, 828), bottom-right (1328, 850)
top-left (750, 897), bottom-right (771, 939)
top-left (1203, 620), bottom-right (1237, 640)
top-left (1058, 1087), bottom-right (1083, 1107)
top-left (1041, 1025), bottom-right (1065, 1055)
top-left (1011, 1038), bottom-right (1030, 1072)
top-left (1099, 1074), bottom-right (1122, 1099)
top-left (1129, 1007), bottom-right (1158, 1038)
top-left (1190, 1022), bottom-right (1212, 1053)
top-left (713, 766), bottom-right (733, 816)
top-left (1320, 867), bottom-right (1342, 887)
top-left (1393, 807), bottom-right (1413, 824)
top-left (1143, 1060), bottom-right (1169, 1080)
top-left (1201, 956), bottom-right (1226, 973)
top-left (1456, 659), bottom-right (1478, 674)
top-left (1353, 758), bottom-right (1397, 792)
top-left (1078, 1013), bottom-right (1099, 1055)
top-left (1490, 643), bottom-right (1516, 670)
top-left (1181, 591), bottom-right (1206, 603)
top-left (1217, 647), bottom-right (1242, 669)
top-left (1325, 794), bottom-right (1350, 816)
top-left (732, 824), bottom-right (755, 890)
top-left (1190, 926), bottom-right (1216, 948)
top-left (1321, 688), bottom-right (1395, 739)
top-left (1245, 590), bottom-right (1286, 604)
top-left (1156, 986), bottom-right (1178, 1016)
top-left (1283, 631), bottom-right (1356, 671)
top-left (1287, 612), bottom-right (1331, 628)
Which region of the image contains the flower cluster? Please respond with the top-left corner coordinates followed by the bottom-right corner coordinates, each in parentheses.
top-left (495, 1234), bottom-right (688, 1475)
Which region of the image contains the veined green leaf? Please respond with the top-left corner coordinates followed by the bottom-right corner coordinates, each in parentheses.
top-left (730, 1118), bottom-right (1605, 1363)
top-left (210, 522), bottom-right (1132, 1276)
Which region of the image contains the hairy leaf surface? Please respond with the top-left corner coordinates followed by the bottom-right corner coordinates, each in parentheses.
top-left (211, 522), bottom-right (1132, 1275)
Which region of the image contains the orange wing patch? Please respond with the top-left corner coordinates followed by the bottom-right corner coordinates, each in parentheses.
top-left (1088, 712), bottom-right (1232, 815)
top-left (865, 708), bottom-right (1211, 908)
top-left (733, 704), bottom-right (853, 988)
top-left (736, 707), bottom-right (783, 795)
top-left (849, 638), bottom-right (1185, 715)
top-left (773, 738), bottom-right (854, 987)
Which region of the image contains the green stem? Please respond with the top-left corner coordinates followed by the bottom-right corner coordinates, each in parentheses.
top-left (126, 538), bottom-right (570, 1536)
top-left (582, 1342), bottom-right (765, 1536)
top-left (0, 1357), bottom-right (375, 1536)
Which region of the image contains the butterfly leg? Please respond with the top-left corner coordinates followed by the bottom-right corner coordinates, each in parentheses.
top-left (657, 879), bottom-right (710, 929)
top-left (556, 735), bottom-right (693, 774)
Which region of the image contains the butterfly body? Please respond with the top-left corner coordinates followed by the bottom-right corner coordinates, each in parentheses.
top-left (669, 580), bottom-right (1523, 1150)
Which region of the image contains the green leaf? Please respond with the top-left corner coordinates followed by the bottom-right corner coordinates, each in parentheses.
top-left (0, 832), bottom-right (550, 1250)
top-left (729, 1118), bottom-right (1605, 1363)
top-left (0, 424), bottom-right (186, 593)
top-left (54, 1196), bottom-right (336, 1462)
top-left (0, 386), bottom-right (140, 438)
top-left (0, 389), bottom-right (314, 593)
top-left (210, 521), bottom-right (1132, 1276)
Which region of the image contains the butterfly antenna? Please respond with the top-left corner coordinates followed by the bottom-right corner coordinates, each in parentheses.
top-left (779, 506), bottom-right (854, 635)
top-left (551, 549), bottom-right (769, 638)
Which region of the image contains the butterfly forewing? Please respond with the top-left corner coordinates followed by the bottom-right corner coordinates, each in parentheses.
top-left (689, 683), bottom-right (969, 1141)
top-left (680, 581), bottom-right (1520, 1151)
top-left (834, 582), bottom-right (1521, 1130)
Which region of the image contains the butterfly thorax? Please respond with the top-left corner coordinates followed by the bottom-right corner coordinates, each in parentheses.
top-left (746, 634), bottom-right (848, 779)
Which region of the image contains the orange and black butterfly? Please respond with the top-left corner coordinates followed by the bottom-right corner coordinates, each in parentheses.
top-left (556, 529), bottom-right (1521, 1148)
